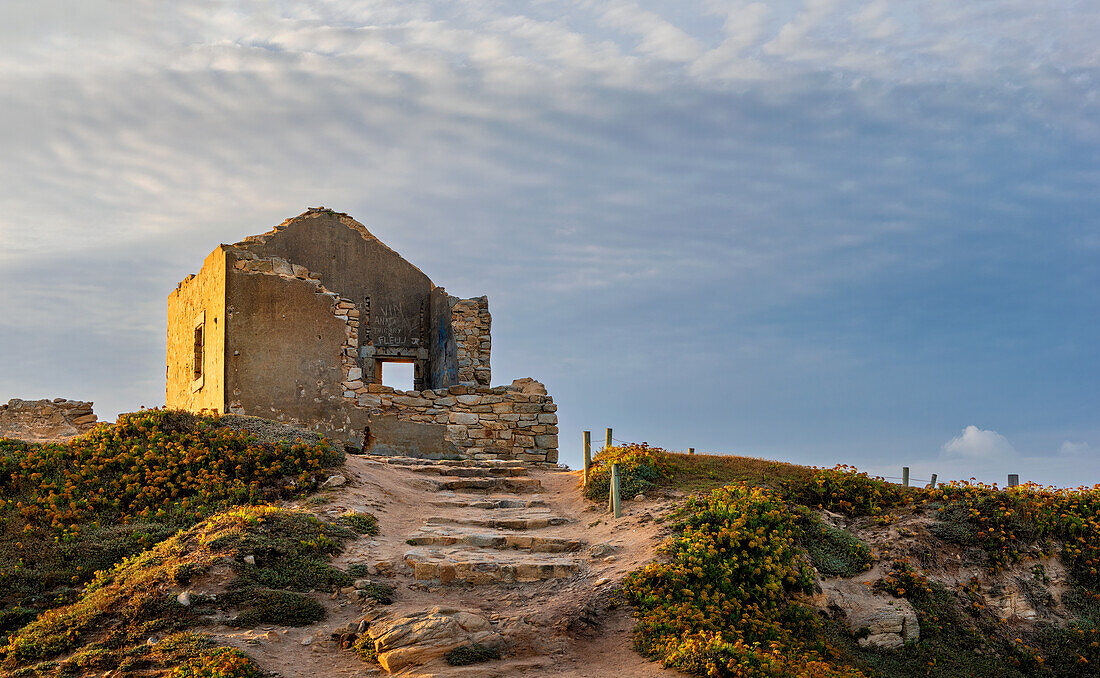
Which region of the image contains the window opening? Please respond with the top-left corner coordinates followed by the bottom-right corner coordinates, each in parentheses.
top-left (380, 361), bottom-right (414, 391)
top-left (193, 323), bottom-right (204, 381)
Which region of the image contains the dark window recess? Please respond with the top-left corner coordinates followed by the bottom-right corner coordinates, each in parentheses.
top-left (193, 324), bottom-right (204, 381)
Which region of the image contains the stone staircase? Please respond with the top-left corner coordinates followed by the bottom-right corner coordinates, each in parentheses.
top-left (380, 457), bottom-right (585, 585)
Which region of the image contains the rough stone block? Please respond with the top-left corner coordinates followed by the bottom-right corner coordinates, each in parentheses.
top-left (535, 435), bottom-right (557, 449)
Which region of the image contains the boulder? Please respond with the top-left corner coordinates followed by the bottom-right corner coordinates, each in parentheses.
top-left (367, 607), bottom-right (499, 672)
top-left (588, 542), bottom-right (617, 559)
top-left (321, 474), bottom-right (347, 489)
top-left (821, 579), bottom-right (919, 650)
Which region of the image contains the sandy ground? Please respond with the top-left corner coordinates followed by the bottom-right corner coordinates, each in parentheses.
top-left (213, 456), bottom-right (689, 677)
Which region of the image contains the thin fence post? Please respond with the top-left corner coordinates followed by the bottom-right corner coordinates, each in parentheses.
top-left (929, 473), bottom-right (937, 489)
top-left (902, 467), bottom-right (909, 488)
top-left (1008, 474), bottom-right (1019, 488)
top-left (582, 431), bottom-right (591, 486)
top-left (605, 428), bottom-right (613, 450)
top-left (689, 447), bottom-right (695, 455)
top-left (610, 463), bottom-right (622, 518)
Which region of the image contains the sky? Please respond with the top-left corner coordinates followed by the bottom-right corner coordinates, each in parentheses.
top-left (0, 1), bottom-right (1097, 487)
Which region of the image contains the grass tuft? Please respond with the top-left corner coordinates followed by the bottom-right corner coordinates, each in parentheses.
top-left (445, 643), bottom-right (500, 666)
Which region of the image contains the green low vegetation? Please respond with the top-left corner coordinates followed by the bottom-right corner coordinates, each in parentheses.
top-left (1, 506), bottom-right (359, 676)
top-left (0, 410), bottom-right (343, 634)
top-left (584, 443), bottom-right (672, 502)
top-left (445, 643), bottom-right (501, 666)
top-left (797, 512), bottom-right (873, 578)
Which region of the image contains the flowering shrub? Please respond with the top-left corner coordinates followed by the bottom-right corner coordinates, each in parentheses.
top-left (352, 632), bottom-right (378, 662)
top-left (584, 443), bottom-right (672, 502)
top-left (794, 465), bottom-right (910, 517)
top-left (929, 480), bottom-right (1100, 590)
top-left (167, 645), bottom-right (262, 678)
top-left (0, 409), bottom-right (341, 537)
top-left (622, 485), bottom-right (866, 677)
top-left (874, 558), bottom-right (933, 601)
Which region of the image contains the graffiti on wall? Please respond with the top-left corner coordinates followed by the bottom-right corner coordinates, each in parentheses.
top-left (372, 302), bottom-right (421, 348)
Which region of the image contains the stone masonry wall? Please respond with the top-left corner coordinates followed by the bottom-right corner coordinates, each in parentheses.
top-left (0, 399), bottom-right (98, 442)
top-left (352, 383), bottom-right (558, 463)
top-left (450, 296), bottom-right (491, 387)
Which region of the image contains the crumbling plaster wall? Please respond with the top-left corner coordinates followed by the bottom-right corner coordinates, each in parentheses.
top-left (165, 248), bottom-right (226, 414)
top-left (224, 249), bottom-right (355, 425)
top-left (0, 399), bottom-right (98, 442)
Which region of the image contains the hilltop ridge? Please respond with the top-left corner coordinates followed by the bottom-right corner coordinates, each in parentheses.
top-left (1, 417), bottom-right (1098, 677)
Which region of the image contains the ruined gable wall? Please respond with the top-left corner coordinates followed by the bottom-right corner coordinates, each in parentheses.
top-left (449, 296), bottom-right (491, 387)
top-left (0, 399), bottom-right (98, 442)
top-left (166, 247), bottom-right (226, 414)
top-left (221, 249), bottom-right (455, 456)
top-left (235, 211), bottom-right (433, 364)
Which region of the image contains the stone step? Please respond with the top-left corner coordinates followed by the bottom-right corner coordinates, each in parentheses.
top-left (408, 465), bottom-right (529, 478)
top-left (424, 512), bottom-right (568, 530)
top-left (404, 547), bottom-right (581, 584)
top-left (406, 525), bottom-right (583, 553)
top-left (380, 456), bottom-right (527, 469)
top-left (428, 498), bottom-right (549, 510)
top-left (432, 477), bottom-right (542, 494)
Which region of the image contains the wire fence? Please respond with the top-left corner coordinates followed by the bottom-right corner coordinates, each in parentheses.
top-left (587, 428), bottom-right (1022, 489)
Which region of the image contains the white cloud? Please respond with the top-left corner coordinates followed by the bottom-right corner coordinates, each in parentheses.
top-left (942, 426), bottom-right (1017, 460)
top-left (1059, 440), bottom-right (1092, 456)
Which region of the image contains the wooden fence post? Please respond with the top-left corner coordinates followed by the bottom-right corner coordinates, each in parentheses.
top-left (583, 431), bottom-right (591, 486)
top-left (902, 467), bottom-right (910, 488)
top-left (929, 473), bottom-right (937, 489)
top-left (605, 428), bottom-right (613, 450)
top-left (609, 463), bottom-right (622, 518)
top-left (1008, 474), bottom-right (1019, 488)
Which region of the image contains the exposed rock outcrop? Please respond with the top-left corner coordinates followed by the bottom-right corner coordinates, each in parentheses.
top-left (821, 579), bottom-right (919, 650)
top-left (365, 607), bottom-right (499, 672)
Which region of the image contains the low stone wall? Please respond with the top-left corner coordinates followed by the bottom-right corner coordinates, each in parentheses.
top-left (0, 399), bottom-right (98, 442)
top-left (354, 382), bottom-right (558, 463)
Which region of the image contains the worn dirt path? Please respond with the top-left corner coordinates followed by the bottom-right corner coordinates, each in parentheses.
top-left (214, 455), bottom-right (688, 677)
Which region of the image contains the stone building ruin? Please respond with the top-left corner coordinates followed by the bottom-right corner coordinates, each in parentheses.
top-left (165, 208), bottom-right (558, 463)
top-left (0, 398), bottom-right (98, 442)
